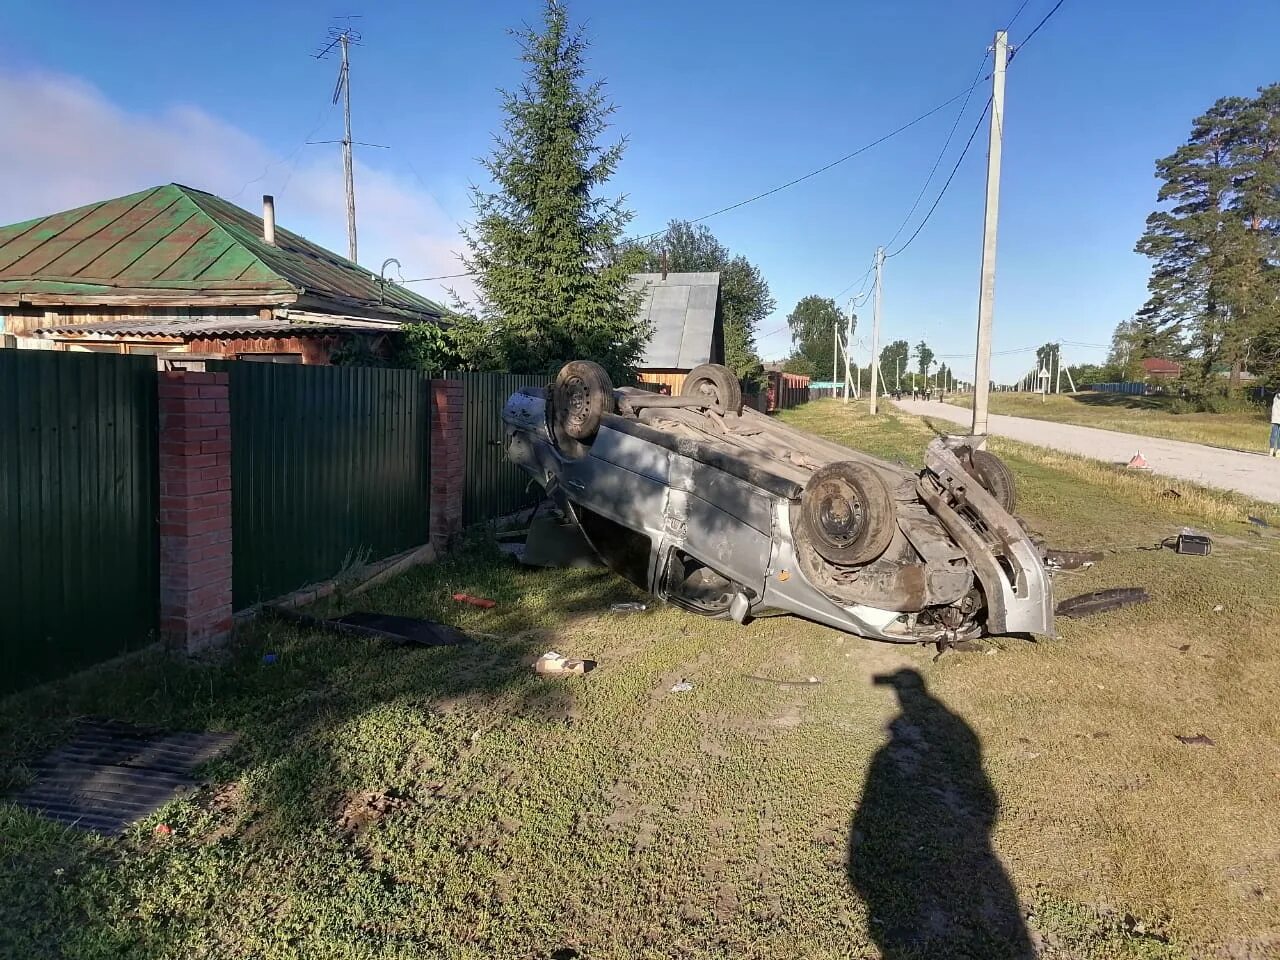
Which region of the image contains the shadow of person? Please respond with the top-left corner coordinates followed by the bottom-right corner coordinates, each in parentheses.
top-left (849, 668), bottom-right (1033, 959)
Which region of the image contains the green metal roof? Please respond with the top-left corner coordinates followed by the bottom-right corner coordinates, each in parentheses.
top-left (0, 184), bottom-right (447, 323)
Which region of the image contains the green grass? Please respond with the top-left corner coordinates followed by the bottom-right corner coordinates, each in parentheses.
top-left (943, 391), bottom-right (1270, 453)
top-left (3, 399), bottom-right (1279, 958)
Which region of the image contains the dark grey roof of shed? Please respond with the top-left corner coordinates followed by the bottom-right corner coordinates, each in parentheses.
top-left (631, 272), bottom-right (721, 369)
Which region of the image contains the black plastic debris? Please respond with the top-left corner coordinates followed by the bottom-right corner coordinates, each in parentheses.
top-left (269, 607), bottom-right (468, 646)
top-left (1055, 587), bottom-right (1150, 618)
top-left (1248, 515), bottom-right (1269, 528)
top-left (9, 718), bottom-right (237, 835)
top-left (1175, 733), bottom-right (1215, 747)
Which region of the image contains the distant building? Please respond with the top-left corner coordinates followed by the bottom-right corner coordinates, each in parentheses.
top-left (0, 184), bottom-right (447, 363)
top-left (630, 272), bottom-right (722, 393)
top-left (1139, 357), bottom-right (1183, 380)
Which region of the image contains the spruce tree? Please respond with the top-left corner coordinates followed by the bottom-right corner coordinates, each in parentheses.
top-left (461, 0), bottom-right (647, 383)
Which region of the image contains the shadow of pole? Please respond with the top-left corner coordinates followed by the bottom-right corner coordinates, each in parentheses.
top-left (848, 668), bottom-right (1033, 959)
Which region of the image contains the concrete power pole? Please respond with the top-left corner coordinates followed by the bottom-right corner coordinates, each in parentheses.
top-left (869, 247), bottom-right (884, 414)
top-left (832, 316), bottom-right (839, 393)
top-left (338, 33), bottom-right (358, 263)
top-left (842, 306), bottom-right (853, 404)
top-left (970, 29), bottom-right (1008, 437)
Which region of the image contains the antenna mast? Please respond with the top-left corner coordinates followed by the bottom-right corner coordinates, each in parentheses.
top-left (316, 19), bottom-right (362, 263)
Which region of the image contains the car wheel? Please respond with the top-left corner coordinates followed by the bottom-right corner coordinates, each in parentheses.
top-left (681, 363), bottom-right (743, 414)
top-left (799, 461), bottom-right (895, 566)
top-left (967, 449), bottom-right (1017, 514)
top-left (552, 360), bottom-right (614, 457)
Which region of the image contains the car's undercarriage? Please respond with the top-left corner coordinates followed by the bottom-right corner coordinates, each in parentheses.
top-left (504, 360), bottom-right (1055, 645)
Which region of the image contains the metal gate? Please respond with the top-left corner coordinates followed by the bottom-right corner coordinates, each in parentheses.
top-left (445, 372), bottom-right (545, 524)
top-left (0, 351), bottom-right (159, 693)
top-left (222, 362), bottom-right (431, 609)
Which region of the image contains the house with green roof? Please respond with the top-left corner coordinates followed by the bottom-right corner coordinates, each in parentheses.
top-left (0, 184), bottom-right (448, 363)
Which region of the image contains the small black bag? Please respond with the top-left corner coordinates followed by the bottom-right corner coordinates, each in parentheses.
top-left (1172, 533), bottom-right (1212, 556)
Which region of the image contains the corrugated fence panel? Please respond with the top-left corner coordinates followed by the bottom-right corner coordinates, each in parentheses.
top-left (222, 362), bottom-right (430, 609)
top-left (0, 350), bottom-right (159, 692)
top-left (445, 371), bottom-right (545, 525)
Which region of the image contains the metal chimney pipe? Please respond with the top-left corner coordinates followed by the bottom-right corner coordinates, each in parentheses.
top-left (262, 195), bottom-right (276, 245)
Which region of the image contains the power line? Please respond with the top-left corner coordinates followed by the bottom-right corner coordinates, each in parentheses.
top-left (834, 258), bottom-right (875, 300)
top-left (407, 6), bottom-right (1072, 292)
top-left (1014, 0), bottom-right (1068, 52)
top-left (403, 79), bottom-right (993, 287)
top-left (882, 52), bottom-right (990, 252)
top-left (625, 75), bottom-right (991, 246)
top-left (1005, 0), bottom-right (1034, 29)
top-left (401, 270), bottom-right (474, 283)
top-left (885, 96), bottom-right (992, 258)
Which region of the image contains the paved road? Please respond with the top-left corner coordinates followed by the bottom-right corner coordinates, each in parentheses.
top-left (892, 398), bottom-right (1279, 504)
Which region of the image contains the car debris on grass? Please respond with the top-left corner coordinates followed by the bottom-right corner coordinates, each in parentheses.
top-left (1055, 587), bottom-right (1151, 618)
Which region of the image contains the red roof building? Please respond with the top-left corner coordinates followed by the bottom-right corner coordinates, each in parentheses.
top-left (1140, 357), bottom-right (1182, 379)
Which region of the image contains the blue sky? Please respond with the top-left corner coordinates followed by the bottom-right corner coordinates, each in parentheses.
top-left (3, 0), bottom-right (1277, 381)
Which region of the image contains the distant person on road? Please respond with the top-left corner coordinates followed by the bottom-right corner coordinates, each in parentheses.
top-left (1271, 391), bottom-right (1280, 457)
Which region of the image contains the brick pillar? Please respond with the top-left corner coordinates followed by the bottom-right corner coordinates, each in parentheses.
top-left (158, 371), bottom-right (233, 653)
top-left (429, 378), bottom-right (465, 549)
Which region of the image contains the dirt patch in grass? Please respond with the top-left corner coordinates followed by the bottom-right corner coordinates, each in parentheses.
top-left (336, 788), bottom-right (408, 837)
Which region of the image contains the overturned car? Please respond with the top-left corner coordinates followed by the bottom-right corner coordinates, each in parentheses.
top-left (503, 360), bottom-right (1054, 644)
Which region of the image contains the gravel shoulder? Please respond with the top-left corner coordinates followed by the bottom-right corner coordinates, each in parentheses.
top-left (893, 398), bottom-right (1280, 504)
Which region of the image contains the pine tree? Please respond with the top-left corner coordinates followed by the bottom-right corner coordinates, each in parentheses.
top-left (1135, 85), bottom-right (1280, 390)
top-left (460, 0), bottom-right (648, 383)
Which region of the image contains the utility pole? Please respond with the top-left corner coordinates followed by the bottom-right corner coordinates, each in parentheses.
top-left (869, 247), bottom-right (884, 414)
top-left (970, 29), bottom-right (1008, 437)
top-left (832, 315), bottom-right (839, 393)
top-left (1054, 344), bottom-right (1063, 395)
top-left (842, 306), bottom-right (853, 405)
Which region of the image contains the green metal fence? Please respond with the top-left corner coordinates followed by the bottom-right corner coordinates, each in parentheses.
top-left (444, 371), bottom-right (545, 525)
top-left (221, 362), bottom-right (431, 609)
top-left (0, 350), bottom-right (159, 693)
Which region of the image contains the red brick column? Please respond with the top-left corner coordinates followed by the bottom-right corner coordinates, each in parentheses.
top-left (429, 378), bottom-right (465, 549)
top-left (158, 371), bottom-right (233, 653)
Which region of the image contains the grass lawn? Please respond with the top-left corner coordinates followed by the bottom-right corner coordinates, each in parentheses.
top-left (3, 399), bottom-right (1280, 959)
top-left (943, 392), bottom-right (1270, 453)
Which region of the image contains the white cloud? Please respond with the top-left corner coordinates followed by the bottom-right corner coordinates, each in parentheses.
top-left (0, 69), bottom-right (469, 303)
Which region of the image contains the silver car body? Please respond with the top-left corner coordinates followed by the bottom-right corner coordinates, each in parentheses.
top-left (503, 387), bottom-right (1054, 643)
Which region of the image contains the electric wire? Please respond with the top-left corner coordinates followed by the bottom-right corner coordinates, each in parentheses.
top-left (882, 51), bottom-right (990, 252)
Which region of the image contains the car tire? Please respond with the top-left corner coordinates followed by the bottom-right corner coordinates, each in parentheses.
top-left (799, 461), bottom-right (895, 566)
top-left (681, 363), bottom-right (743, 414)
top-left (967, 449), bottom-right (1017, 514)
top-left (552, 360), bottom-right (614, 457)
